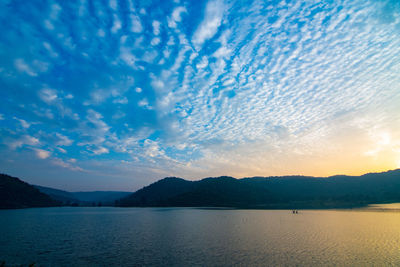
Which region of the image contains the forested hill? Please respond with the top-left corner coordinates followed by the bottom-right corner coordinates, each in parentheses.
top-left (35, 185), bottom-right (131, 205)
top-left (117, 169), bottom-right (400, 209)
top-left (0, 174), bottom-right (60, 209)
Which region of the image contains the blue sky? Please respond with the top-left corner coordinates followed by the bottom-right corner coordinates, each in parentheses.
top-left (1, 0), bottom-right (399, 191)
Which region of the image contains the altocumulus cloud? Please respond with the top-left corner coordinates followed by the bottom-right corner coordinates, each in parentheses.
top-left (0, 0), bottom-right (399, 190)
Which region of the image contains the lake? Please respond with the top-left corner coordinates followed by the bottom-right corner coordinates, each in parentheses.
top-left (1, 207), bottom-right (400, 266)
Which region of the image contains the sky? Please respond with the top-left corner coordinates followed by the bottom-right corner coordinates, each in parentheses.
top-left (0, 0), bottom-right (399, 191)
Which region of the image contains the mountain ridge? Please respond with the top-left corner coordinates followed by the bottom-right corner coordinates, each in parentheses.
top-left (34, 185), bottom-right (131, 205)
top-left (118, 169), bottom-right (400, 208)
top-left (2, 169), bottom-right (400, 209)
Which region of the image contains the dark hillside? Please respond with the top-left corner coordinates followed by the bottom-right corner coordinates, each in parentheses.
top-left (118, 169), bottom-right (400, 208)
top-left (0, 174), bottom-right (60, 209)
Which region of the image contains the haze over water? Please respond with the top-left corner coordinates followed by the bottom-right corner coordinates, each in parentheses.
top-left (1, 207), bottom-right (400, 266)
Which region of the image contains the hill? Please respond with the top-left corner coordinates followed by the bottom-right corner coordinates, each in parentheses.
top-left (117, 169), bottom-right (400, 208)
top-left (0, 174), bottom-right (60, 209)
top-left (34, 185), bottom-right (79, 204)
top-left (35, 185), bottom-right (131, 206)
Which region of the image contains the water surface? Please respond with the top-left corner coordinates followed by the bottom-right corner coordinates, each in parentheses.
top-left (1, 207), bottom-right (400, 266)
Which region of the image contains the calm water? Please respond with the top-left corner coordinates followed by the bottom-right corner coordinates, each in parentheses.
top-left (1, 207), bottom-right (400, 266)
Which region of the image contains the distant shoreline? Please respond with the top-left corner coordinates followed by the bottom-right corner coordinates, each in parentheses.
top-left (3, 203), bottom-right (400, 212)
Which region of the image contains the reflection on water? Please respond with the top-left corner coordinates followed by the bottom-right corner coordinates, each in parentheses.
top-left (1, 207), bottom-right (400, 266)
top-left (366, 203), bottom-right (400, 211)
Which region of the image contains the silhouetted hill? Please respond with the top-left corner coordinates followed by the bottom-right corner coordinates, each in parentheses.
top-left (35, 185), bottom-right (79, 204)
top-left (116, 177), bottom-right (195, 206)
top-left (118, 169), bottom-right (400, 208)
top-left (0, 174), bottom-right (60, 209)
top-left (35, 185), bottom-right (132, 206)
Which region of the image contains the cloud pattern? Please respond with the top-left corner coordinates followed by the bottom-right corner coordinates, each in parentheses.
top-left (0, 0), bottom-right (399, 190)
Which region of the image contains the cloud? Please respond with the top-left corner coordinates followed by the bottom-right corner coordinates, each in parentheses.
top-left (113, 97), bottom-right (128, 104)
top-left (130, 14), bottom-right (143, 33)
top-left (35, 149), bottom-right (50, 159)
top-left (168, 6), bottom-right (187, 28)
top-left (151, 37), bottom-right (161, 46)
top-left (143, 139), bottom-right (165, 158)
top-left (109, 0), bottom-right (117, 10)
top-left (14, 117), bottom-right (30, 129)
top-left (111, 14), bottom-right (122, 33)
top-left (44, 20), bottom-right (55, 31)
top-left (192, 0), bottom-right (224, 50)
top-left (89, 146), bottom-right (109, 155)
top-left (97, 29), bottom-right (106, 37)
top-left (55, 133), bottom-right (73, 146)
top-left (88, 90), bottom-right (109, 105)
top-left (50, 4), bottom-right (61, 20)
top-left (152, 20), bottom-right (161, 35)
top-left (85, 109), bottom-right (110, 137)
top-left (9, 135), bottom-right (40, 150)
top-left (138, 98), bottom-right (153, 110)
top-left (119, 47), bottom-right (137, 66)
top-left (52, 158), bottom-right (83, 171)
top-left (14, 59), bottom-right (37, 76)
top-left (43, 42), bottom-right (58, 58)
top-left (196, 56), bottom-right (209, 69)
top-left (213, 46), bottom-right (230, 59)
top-left (39, 88), bottom-right (58, 104)
top-left (57, 147), bottom-right (67, 153)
